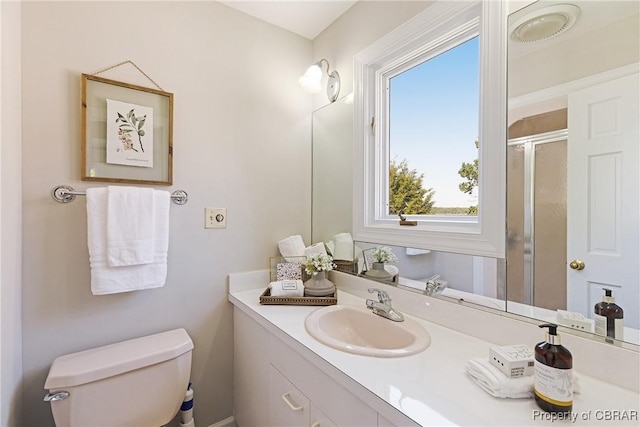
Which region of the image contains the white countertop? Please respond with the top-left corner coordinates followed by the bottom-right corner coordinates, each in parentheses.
top-left (229, 272), bottom-right (640, 426)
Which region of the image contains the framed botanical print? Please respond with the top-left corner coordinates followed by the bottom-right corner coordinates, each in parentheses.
top-left (81, 74), bottom-right (173, 185)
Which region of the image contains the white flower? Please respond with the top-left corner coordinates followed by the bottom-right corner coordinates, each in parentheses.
top-left (304, 253), bottom-right (336, 275)
top-left (371, 246), bottom-right (397, 263)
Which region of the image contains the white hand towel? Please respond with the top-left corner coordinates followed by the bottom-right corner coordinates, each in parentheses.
top-left (278, 235), bottom-right (306, 261)
top-left (304, 242), bottom-right (327, 257)
top-left (150, 190), bottom-right (170, 263)
top-left (465, 357), bottom-right (581, 399)
top-left (106, 186), bottom-right (155, 267)
top-left (87, 188), bottom-right (170, 295)
top-left (269, 280), bottom-right (304, 297)
top-left (466, 357), bottom-right (533, 398)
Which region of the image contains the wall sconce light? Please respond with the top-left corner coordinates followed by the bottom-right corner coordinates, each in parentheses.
top-left (298, 59), bottom-right (341, 103)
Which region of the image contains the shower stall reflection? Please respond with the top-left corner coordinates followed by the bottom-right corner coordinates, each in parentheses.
top-left (507, 110), bottom-right (568, 311)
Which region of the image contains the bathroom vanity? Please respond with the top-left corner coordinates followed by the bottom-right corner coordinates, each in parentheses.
top-left (229, 270), bottom-right (640, 426)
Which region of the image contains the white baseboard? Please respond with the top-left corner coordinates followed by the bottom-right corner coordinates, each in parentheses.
top-left (208, 415), bottom-right (236, 427)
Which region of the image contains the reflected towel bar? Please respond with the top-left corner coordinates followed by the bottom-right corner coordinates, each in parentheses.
top-left (51, 185), bottom-right (188, 205)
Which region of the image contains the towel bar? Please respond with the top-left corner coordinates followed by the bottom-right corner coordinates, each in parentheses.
top-left (51, 185), bottom-right (188, 205)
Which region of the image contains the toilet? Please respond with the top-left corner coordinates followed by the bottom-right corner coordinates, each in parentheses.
top-left (44, 328), bottom-right (193, 427)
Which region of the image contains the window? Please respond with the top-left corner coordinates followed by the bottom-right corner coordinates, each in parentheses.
top-left (388, 36), bottom-right (479, 218)
top-left (353, 0), bottom-right (506, 258)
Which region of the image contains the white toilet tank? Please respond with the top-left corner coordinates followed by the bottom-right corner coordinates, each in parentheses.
top-left (44, 328), bottom-right (193, 427)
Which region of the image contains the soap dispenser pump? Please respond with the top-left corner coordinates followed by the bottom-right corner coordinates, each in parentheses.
top-left (534, 323), bottom-right (573, 414)
top-left (594, 288), bottom-right (624, 341)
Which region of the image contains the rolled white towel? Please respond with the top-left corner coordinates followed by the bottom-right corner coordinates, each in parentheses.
top-left (325, 240), bottom-right (335, 256)
top-left (333, 232), bottom-right (353, 242)
top-left (333, 240), bottom-right (354, 261)
top-left (330, 232), bottom-right (354, 260)
top-left (278, 235), bottom-right (306, 261)
top-left (269, 280), bottom-right (304, 297)
top-left (304, 242), bottom-right (327, 257)
top-left (465, 357), bottom-right (580, 399)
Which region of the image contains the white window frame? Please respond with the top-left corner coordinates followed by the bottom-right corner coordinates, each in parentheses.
top-left (353, 0), bottom-right (506, 258)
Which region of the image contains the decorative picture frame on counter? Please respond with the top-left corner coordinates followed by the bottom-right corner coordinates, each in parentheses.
top-left (81, 73), bottom-right (173, 185)
top-left (269, 256), bottom-right (309, 282)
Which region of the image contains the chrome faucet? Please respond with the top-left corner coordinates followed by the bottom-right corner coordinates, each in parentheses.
top-left (366, 288), bottom-right (404, 322)
top-left (424, 274), bottom-right (446, 296)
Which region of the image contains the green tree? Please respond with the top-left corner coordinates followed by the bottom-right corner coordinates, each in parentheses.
top-left (389, 159), bottom-right (435, 215)
top-left (458, 138), bottom-right (479, 215)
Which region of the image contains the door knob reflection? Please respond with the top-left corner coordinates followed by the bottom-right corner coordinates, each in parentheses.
top-left (569, 259), bottom-right (585, 270)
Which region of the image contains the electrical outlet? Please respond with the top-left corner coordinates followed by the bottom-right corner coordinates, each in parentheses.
top-left (205, 208), bottom-right (226, 229)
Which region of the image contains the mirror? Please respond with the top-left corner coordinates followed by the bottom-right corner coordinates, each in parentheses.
top-left (312, 94), bottom-right (353, 244)
top-left (506, 0), bottom-right (639, 345)
top-left (311, 0), bottom-right (639, 347)
top-left (352, 241), bottom-right (504, 307)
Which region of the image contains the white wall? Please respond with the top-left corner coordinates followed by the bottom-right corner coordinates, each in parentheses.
top-left (20, 2), bottom-right (312, 426)
top-left (311, 0), bottom-right (433, 110)
top-left (1, 1), bottom-right (24, 425)
top-left (309, 1), bottom-right (433, 251)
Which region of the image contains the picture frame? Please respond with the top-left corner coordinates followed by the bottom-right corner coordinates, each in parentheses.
top-left (269, 256), bottom-right (310, 282)
top-left (81, 73), bottom-right (173, 185)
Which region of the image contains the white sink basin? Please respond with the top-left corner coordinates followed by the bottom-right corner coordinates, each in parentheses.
top-left (304, 305), bottom-right (431, 357)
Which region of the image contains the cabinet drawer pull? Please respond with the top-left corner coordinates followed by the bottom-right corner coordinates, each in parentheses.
top-left (311, 422), bottom-right (321, 427)
top-left (281, 392), bottom-right (303, 411)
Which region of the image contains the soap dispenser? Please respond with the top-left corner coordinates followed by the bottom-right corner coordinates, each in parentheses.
top-left (594, 288), bottom-right (624, 341)
top-left (534, 324), bottom-right (573, 414)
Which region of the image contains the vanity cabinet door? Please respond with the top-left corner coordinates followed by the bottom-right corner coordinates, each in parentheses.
top-left (270, 364), bottom-right (310, 427)
top-left (378, 413), bottom-right (395, 427)
top-left (233, 309), bottom-right (271, 427)
top-left (310, 403), bottom-right (337, 427)
top-left (270, 333), bottom-right (378, 426)
top-left (235, 306), bottom-right (405, 427)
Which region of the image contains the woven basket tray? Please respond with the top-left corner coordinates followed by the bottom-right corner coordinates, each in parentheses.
top-left (334, 259), bottom-right (359, 275)
top-left (259, 287), bottom-right (337, 306)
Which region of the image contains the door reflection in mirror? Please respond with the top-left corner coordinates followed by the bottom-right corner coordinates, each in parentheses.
top-left (507, 0), bottom-right (639, 343)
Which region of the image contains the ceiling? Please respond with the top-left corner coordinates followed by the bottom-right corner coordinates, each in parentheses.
top-left (219, 0), bottom-right (358, 40)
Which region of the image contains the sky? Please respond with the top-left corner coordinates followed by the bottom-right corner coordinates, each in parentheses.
top-left (389, 36), bottom-right (479, 208)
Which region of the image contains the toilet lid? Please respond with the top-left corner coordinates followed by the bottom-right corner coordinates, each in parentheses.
top-left (45, 328), bottom-right (193, 389)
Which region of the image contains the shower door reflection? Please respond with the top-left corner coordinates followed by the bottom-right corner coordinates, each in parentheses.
top-left (507, 124), bottom-right (567, 311)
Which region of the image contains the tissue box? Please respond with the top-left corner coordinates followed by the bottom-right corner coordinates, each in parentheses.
top-left (557, 309), bottom-right (595, 333)
top-left (489, 345), bottom-right (534, 378)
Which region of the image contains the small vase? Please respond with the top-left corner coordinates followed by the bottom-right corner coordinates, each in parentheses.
top-left (304, 271), bottom-right (335, 297)
top-left (364, 262), bottom-right (394, 281)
